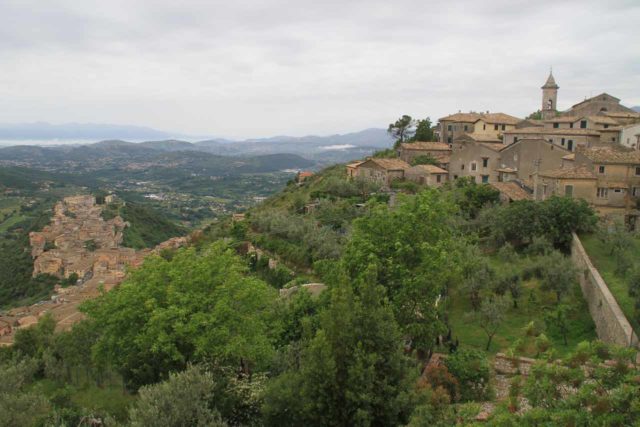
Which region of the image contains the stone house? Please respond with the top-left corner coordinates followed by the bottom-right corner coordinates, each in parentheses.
top-left (355, 158), bottom-right (410, 186)
top-left (346, 161), bottom-right (365, 178)
top-left (502, 127), bottom-right (600, 152)
top-left (438, 112), bottom-right (520, 144)
top-left (470, 113), bottom-right (521, 140)
top-left (535, 165), bottom-right (597, 202)
top-left (449, 135), bottom-right (504, 183)
top-left (620, 123), bottom-right (640, 150)
top-left (497, 138), bottom-right (570, 183)
top-left (405, 164), bottom-right (449, 187)
top-left (397, 142), bottom-right (451, 168)
top-left (438, 112), bottom-right (483, 144)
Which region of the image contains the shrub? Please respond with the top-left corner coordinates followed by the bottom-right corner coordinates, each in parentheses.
top-left (444, 349), bottom-right (491, 402)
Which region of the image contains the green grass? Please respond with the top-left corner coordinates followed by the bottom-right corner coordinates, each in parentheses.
top-left (580, 233), bottom-right (639, 334)
top-left (447, 256), bottom-right (596, 358)
top-left (0, 212), bottom-right (26, 233)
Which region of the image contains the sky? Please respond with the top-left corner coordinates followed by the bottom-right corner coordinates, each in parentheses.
top-left (0, 0), bottom-right (639, 139)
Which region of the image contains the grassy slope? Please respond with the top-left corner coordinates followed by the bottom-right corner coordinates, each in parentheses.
top-left (580, 233), bottom-right (639, 333)
top-left (447, 256), bottom-right (596, 357)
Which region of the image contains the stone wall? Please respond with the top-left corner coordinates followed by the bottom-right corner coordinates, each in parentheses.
top-left (571, 232), bottom-right (639, 349)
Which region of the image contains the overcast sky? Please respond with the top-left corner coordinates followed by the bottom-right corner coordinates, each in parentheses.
top-left (0, 0), bottom-right (638, 139)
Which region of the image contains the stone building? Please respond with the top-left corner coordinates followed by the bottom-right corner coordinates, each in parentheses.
top-left (502, 127), bottom-right (600, 152)
top-left (535, 165), bottom-right (597, 201)
top-left (397, 142), bottom-right (451, 168)
top-left (620, 124), bottom-right (640, 150)
top-left (354, 158), bottom-right (410, 186)
top-left (449, 135), bottom-right (504, 183)
top-left (541, 71), bottom-right (559, 120)
top-left (497, 138), bottom-right (570, 183)
top-left (563, 93), bottom-right (637, 117)
top-left (438, 112), bottom-right (483, 144)
top-left (405, 164), bottom-right (449, 187)
top-left (438, 112), bottom-right (520, 144)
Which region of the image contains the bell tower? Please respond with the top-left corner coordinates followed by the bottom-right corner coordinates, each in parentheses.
top-left (541, 70), bottom-right (559, 120)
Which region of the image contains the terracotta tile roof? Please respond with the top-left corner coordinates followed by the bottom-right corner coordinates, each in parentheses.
top-left (570, 93), bottom-right (620, 108)
top-left (587, 115), bottom-right (621, 125)
top-left (476, 113), bottom-right (521, 125)
top-left (410, 164), bottom-right (448, 174)
top-left (438, 112), bottom-right (484, 122)
top-left (578, 146), bottom-right (640, 164)
top-left (346, 161), bottom-right (364, 168)
top-left (490, 182), bottom-right (532, 201)
top-left (604, 111), bottom-right (640, 119)
top-left (504, 127), bottom-right (600, 136)
top-left (539, 165), bottom-right (596, 179)
top-left (400, 142), bottom-right (451, 151)
top-left (366, 158), bottom-right (411, 170)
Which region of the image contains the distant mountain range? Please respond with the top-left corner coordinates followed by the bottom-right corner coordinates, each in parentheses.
top-left (0, 124), bottom-right (394, 163)
top-left (632, 106), bottom-right (640, 112)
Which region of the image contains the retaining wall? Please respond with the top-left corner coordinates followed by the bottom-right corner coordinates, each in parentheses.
top-left (571, 232), bottom-right (639, 349)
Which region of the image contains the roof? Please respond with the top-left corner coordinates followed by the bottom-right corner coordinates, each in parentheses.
top-left (504, 127), bottom-right (600, 136)
top-left (475, 113), bottom-right (521, 125)
top-left (298, 171), bottom-right (314, 177)
top-left (480, 142), bottom-right (508, 152)
top-left (346, 161), bottom-right (365, 168)
top-left (409, 164), bottom-right (448, 174)
top-left (562, 153), bottom-right (575, 161)
top-left (539, 165), bottom-right (596, 179)
top-left (399, 142), bottom-right (451, 151)
top-left (570, 93), bottom-right (620, 109)
top-left (541, 72), bottom-right (559, 89)
top-left (438, 112), bottom-right (484, 122)
top-left (455, 134), bottom-right (503, 144)
top-left (578, 146), bottom-right (640, 164)
top-left (587, 115), bottom-right (621, 125)
top-left (604, 111), bottom-right (640, 119)
top-left (544, 116), bottom-right (579, 123)
top-left (491, 182), bottom-right (532, 201)
top-left (363, 158), bottom-right (411, 170)
top-left (501, 138), bottom-right (570, 153)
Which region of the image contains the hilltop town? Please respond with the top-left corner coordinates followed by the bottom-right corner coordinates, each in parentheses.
top-left (0, 195), bottom-right (187, 345)
top-left (349, 72), bottom-right (640, 223)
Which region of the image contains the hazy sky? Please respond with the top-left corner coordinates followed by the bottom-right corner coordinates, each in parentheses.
top-left (1, 0), bottom-right (639, 139)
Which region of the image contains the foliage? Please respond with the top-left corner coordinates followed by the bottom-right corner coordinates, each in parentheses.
top-left (110, 201), bottom-right (186, 249)
top-left (129, 365), bottom-right (226, 427)
top-left (539, 251), bottom-right (576, 302)
top-left (0, 358), bottom-right (50, 427)
top-left (410, 154), bottom-right (440, 166)
top-left (388, 115), bottom-right (416, 148)
top-left (262, 278), bottom-right (415, 426)
top-left (526, 110), bottom-right (543, 120)
top-left (83, 242), bottom-right (278, 390)
top-left (444, 349), bottom-right (491, 402)
top-left (474, 296), bottom-right (510, 351)
top-left (342, 189), bottom-right (461, 355)
top-left (411, 117), bottom-right (436, 142)
top-left (450, 177), bottom-right (500, 219)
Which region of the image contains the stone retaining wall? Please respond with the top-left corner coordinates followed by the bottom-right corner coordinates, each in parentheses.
top-left (571, 232), bottom-right (639, 349)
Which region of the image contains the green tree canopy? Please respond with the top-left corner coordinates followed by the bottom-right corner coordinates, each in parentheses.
top-left (388, 115), bottom-right (416, 148)
top-left (412, 117), bottom-right (436, 142)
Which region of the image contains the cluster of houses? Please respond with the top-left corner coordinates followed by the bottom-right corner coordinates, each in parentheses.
top-left (347, 72), bottom-right (640, 222)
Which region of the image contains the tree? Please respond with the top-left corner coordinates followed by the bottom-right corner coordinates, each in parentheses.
top-left (0, 358), bottom-right (49, 427)
top-left (540, 251), bottom-right (576, 303)
top-left (473, 296), bottom-right (510, 351)
top-left (412, 117), bottom-right (436, 142)
top-left (83, 242), bottom-right (278, 390)
top-left (544, 304), bottom-right (570, 346)
top-left (388, 115), bottom-right (416, 148)
top-left (341, 189), bottom-right (461, 355)
top-left (444, 349), bottom-right (491, 402)
top-left (461, 249), bottom-right (495, 311)
top-left (411, 154), bottom-right (439, 166)
top-left (129, 365), bottom-right (226, 427)
top-left (262, 275), bottom-right (414, 426)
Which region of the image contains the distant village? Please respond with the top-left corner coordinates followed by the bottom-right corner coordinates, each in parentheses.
top-left (347, 72), bottom-right (640, 225)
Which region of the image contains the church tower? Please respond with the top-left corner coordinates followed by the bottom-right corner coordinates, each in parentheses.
top-left (541, 70), bottom-right (559, 120)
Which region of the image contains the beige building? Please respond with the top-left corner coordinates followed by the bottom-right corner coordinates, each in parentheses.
top-left (438, 112), bottom-right (520, 144)
top-left (498, 138), bottom-right (570, 183)
top-left (449, 135), bottom-right (504, 183)
top-left (502, 127), bottom-right (600, 152)
top-left (346, 161), bottom-right (364, 178)
top-left (397, 142), bottom-right (451, 168)
top-left (438, 112), bottom-right (483, 144)
top-left (562, 93), bottom-right (637, 117)
top-left (535, 165), bottom-right (597, 202)
top-left (405, 164), bottom-right (448, 187)
top-left (355, 158), bottom-right (410, 186)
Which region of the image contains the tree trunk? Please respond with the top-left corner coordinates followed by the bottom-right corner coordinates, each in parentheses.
top-left (485, 334), bottom-right (494, 351)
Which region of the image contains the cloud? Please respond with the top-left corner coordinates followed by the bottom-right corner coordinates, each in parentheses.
top-left (0, 0), bottom-right (638, 139)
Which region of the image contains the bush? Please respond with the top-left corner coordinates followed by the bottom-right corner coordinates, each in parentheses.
top-left (444, 349), bottom-right (491, 402)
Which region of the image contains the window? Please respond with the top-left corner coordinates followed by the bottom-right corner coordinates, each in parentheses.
top-left (481, 175), bottom-right (489, 183)
top-left (568, 140), bottom-right (573, 151)
top-left (447, 125), bottom-right (452, 131)
top-left (580, 120), bottom-right (587, 129)
top-left (570, 123), bottom-right (574, 128)
top-left (548, 138), bottom-right (553, 144)
top-left (461, 164), bottom-right (465, 170)
top-left (482, 157), bottom-right (488, 168)
top-left (635, 166), bottom-right (640, 176)
top-left (561, 138), bottom-right (565, 146)
top-left (597, 188), bottom-right (608, 198)
top-left (612, 137), bottom-right (616, 142)
top-left (436, 174), bottom-right (441, 183)
top-left (471, 162), bottom-right (477, 171)
top-left (598, 165), bottom-right (605, 174)
top-left (553, 122), bottom-right (559, 128)
top-left (483, 124), bottom-right (486, 130)
top-left (494, 124), bottom-right (499, 131)
top-left (447, 136), bottom-right (452, 144)
top-left (464, 125), bottom-right (468, 132)
top-left (633, 187), bottom-right (640, 197)
top-left (604, 124), bottom-right (609, 129)
top-left (453, 175), bottom-right (458, 179)
top-left (501, 124), bottom-right (506, 131)
top-left (543, 184), bottom-right (547, 196)
top-left (514, 136), bottom-right (518, 143)
top-left (614, 189), bottom-right (622, 193)
top-left (565, 185), bottom-right (573, 198)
